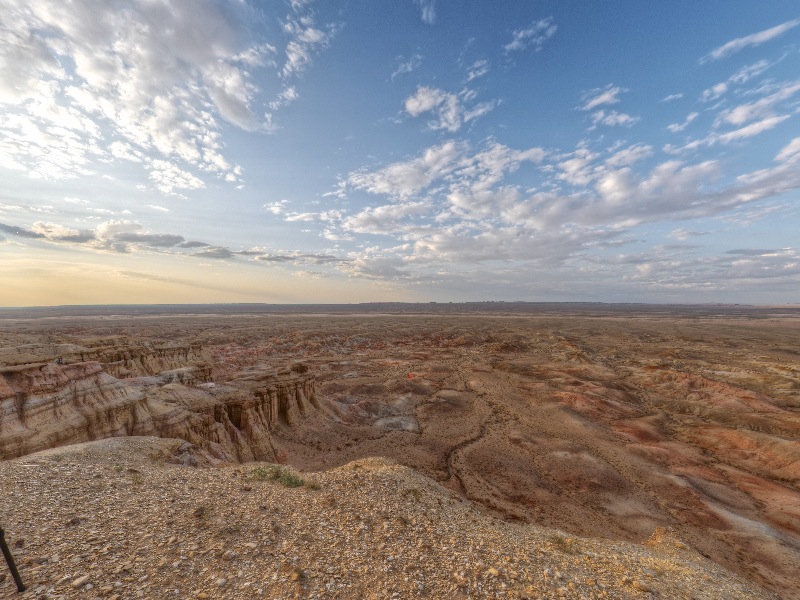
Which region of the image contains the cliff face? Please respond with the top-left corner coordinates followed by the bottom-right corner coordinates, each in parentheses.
top-left (0, 338), bottom-right (209, 378)
top-left (0, 347), bottom-right (320, 462)
top-left (88, 340), bottom-right (209, 379)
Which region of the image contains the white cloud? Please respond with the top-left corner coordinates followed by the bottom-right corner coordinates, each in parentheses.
top-left (617, 247), bottom-right (800, 294)
top-left (775, 136), bottom-right (800, 163)
top-left (341, 140), bottom-right (545, 203)
top-left (345, 202), bottom-right (429, 234)
top-left (701, 83), bottom-right (728, 103)
top-left (717, 115), bottom-right (790, 143)
top-left (446, 186), bottom-right (521, 221)
top-left (701, 59), bottom-right (777, 103)
top-left (415, 0), bottom-right (436, 25)
top-left (1, 217), bottom-right (275, 260)
top-left (404, 86), bottom-right (497, 132)
top-left (149, 160), bottom-right (205, 196)
top-left (716, 81), bottom-right (800, 126)
top-left (539, 159), bottom-right (727, 232)
top-left (463, 100), bottom-right (499, 123)
top-left (325, 122), bottom-right (800, 280)
top-left (285, 212), bottom-right (319, 222)
top-left (264, 200), bottom-right (289, 215)
top-left (0, 8), bottom-right (66, 104)
top-left (557, 148), bottom-right (599, 186)
top-left (504, 18), bottom-right (557, 53)
top-left (269, 86), bottom-right (300, 110)
top-left (234, 42), bottom-right (278, 68)
top-left (661, 93), bottom-right (684, 103)
top-left (255, 251), bottom-right (345, 266)
top-left (0, 110), bottom-right (100, 179)
top-left (284, 209), bottom-right (342, 223)
top-left (668, 79), bottom-right (799, 154)
top-left (729, 59), bottom-right (774, 84)
top-left (667, 112), bottom-right (699, 133)
top-left (0, 218), bottom-right (217, 254)
top-left (194, 246), bottom-right (236, 259)
top-left (391, 54), bottom-right (422, 80)
top-left (346, 140), bottom-right (464, 198)
top-left (30, 221), bottom-right (82, 240)
top-left (581, 85), bottom-right (626, 111)
top-left (340, 254), bottom-right (408, 279)
top-left (205, 63), bottom-right (260, 131)
top-left (605, 144), bottom-right (653, 168)
top-left (591, 110), bottom-right (639, 128)
top-left (700, 18), bottom-right (800, 63)
top-left (0, 0), bottom-right (342, 194)
top-left (469, 143), bottom-right (548, 190)
top-left (321, 228), bottom-right (353, 242)
top-left (466, 59), bottom-right (490, 82)
top-left (405, 87), bottom-right (449, 117)
top-left (669, 228), bottom-right (709, 241)
top-left (109, 141), bottom-right (145, 163)
top-left (281, 4), bottom-right (338, 78)
top-left (0, 0), bottom-right (270, 185)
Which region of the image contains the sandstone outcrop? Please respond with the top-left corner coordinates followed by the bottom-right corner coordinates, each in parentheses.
top-left (0, 337), bottom-right (209, 377)
top-left (0, 343), bottom-right (322, 463)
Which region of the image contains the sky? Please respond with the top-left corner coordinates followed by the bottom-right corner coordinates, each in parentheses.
top-left (1, 1), bottom-right (799, 306)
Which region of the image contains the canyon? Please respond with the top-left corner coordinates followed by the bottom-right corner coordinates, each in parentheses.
top-left (1, 303), bottom-right (799, 598)
top-left (1, 339), bottom-right (321, 464)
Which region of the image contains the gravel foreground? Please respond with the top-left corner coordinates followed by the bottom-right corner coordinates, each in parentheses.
top-left (0, 437), bottom-right (774, 599)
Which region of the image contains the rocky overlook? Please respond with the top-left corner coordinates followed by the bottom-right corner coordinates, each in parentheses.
top-left (0, 437), bottom-right (773, 599)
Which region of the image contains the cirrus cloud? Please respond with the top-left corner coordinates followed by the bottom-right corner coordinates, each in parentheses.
top-left (700, 18), bottom-right (800, 63)
top-left (504, 18), bottom-right (557, 53)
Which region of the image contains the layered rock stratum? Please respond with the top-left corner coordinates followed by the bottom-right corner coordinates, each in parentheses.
top-left (1, 304), bottom-right (799, 598)
top-left (0, 339), bottom-right (322, 463)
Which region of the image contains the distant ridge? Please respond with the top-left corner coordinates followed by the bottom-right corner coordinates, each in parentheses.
top-left (1, 302), bottom-right (798, 319)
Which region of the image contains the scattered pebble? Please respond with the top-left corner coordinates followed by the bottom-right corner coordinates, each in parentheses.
top-left (0, 437), bottom-right (772, 599)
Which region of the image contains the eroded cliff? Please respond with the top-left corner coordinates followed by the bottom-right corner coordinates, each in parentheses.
top-left (0, 342), bottom-right (322, 462)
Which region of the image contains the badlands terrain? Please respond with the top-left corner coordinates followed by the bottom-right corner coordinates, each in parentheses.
top-left (1, 303), bottom-right (799, 598)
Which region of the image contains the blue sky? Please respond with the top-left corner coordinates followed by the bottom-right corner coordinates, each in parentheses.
top-left (1, 0), bottom-right (799, 305)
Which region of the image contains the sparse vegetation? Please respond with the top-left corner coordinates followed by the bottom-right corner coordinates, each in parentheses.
top-left (403, 487), bottom-right (422, 502)
top-left (549, 534), bottom-right (581, 555)
top-left (248, 464), bottom-right (309, 488)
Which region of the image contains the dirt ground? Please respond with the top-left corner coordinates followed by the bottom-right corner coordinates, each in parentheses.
top-left (2, 303), bottom-right (799, 598)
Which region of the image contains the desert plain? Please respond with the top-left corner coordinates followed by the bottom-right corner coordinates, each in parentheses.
top-left (1, 303), bottom-right (799, 599)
